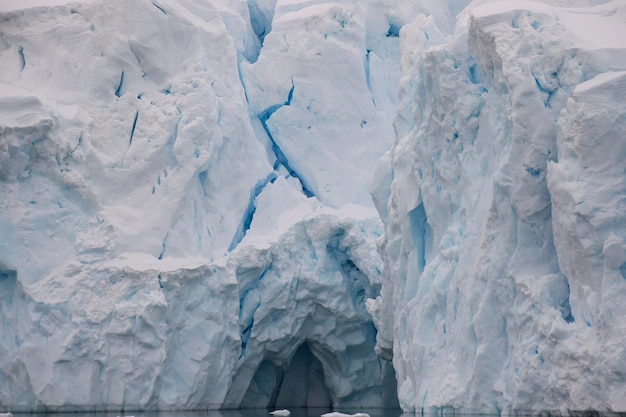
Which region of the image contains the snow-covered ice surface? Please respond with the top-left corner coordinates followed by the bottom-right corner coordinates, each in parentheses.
top-left (371, 0), bottom-right (626, 413)
top-left (2, 0), bottom-right (626, 413)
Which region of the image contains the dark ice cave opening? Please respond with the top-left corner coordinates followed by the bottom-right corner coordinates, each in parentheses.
top-left (241, 343), bottom-right (333, 409)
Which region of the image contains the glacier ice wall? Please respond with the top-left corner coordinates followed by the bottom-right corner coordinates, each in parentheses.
top-left (0, 208), bottom-right (393, 411)
top-left (0, 0), bottom-right (409, 411)
top-left (3, 0), bottom-right (626, 412)
top-left (372, 0), bottom-right (626, 413)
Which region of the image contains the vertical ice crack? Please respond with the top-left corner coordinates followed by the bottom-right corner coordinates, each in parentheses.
top-left (128, 110), bottom-right (139, 147)
top-left (121, 110), bottom-right (139, 166)
top-left (158, 233), bottom-right (168, 260)
top-left (152, 2), bottom-right (166, 14)
top-left (257, 79), bottom-right (316, 198)
top-left (238, 264), bottom-right (272, 357)
top-left (17, 47), bottom-right (25, 71)
top-left (364, 49), bottom-right (376, 108)
top-left (115, 71), bottom-right (125, 97)
top-left (228, 172), bottom-right (278, 252)
top-left (246, 0), bottom-right (275, 62)
top-left (530, 69), bottom-right (557, 108)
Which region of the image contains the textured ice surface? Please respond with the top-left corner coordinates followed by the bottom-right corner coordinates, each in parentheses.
top-left (3, 0), bottom-right (626, 413)
top-left (373, 0), bottom-right (626, 413)
top-left (0, 0), bottom-right (406, 411)
top-left (1, 206), bottom-right (394, 411)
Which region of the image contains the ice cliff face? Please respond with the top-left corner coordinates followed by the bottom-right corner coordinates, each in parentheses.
top-left (371, 0), bottom-right (626, 413)
top-left (2, 0), bottom-right (626, 413)
top-left (0, 0), bottom-right (404, 411)
top-left (1, 209), bottom-right (393, 410)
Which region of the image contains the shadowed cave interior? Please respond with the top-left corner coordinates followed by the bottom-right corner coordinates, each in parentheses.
top-left (241, 343), bottom-right (333, 409)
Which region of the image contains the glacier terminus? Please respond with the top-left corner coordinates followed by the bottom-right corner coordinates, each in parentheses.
top-left (1, 0), bottom-right (626, 414)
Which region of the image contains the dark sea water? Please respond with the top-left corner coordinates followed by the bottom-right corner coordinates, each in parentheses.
top-left (10, 409), bottom-right (626, 417)
top-left (9, 409), bottom-right (403, 417)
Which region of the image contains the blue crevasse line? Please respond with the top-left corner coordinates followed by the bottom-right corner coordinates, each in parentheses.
top-left (262, 121), bottom-right (314, 197)
top-left (228, 172), bottom-right (278, 252)
top-left (238, 265), bottom-right (272, 320)
top-left (240, 317), bottom-right (255, 356)
top-left (343, 259), bottom-right (368, 312)
top-left (115, 71), bottom-right (125, 97)
top-left (158, 233), bottom-right (168, 260)
top-left (468, 65), bottom-right (479, 84)
top-left (559, 277), bottom-right (575, 323)
top-left (152, 2), bottom-right (166, 14)
top-left (235, 55), bottom-right (312, 199)
top-left (236, 60), bottom-right (314, 199)
top-left (198, 170), bottom-right (209, 199)
top-left (239, 297), bottom-right (261, 355)
top-left (236, 54), bottom-right (250, 103)
top-left (531, 69), bottom-right (556, 108)
top-left (286, 80), bottom-right (294, 104)
top-left (258, 80), bottom-right (315, 198)
top-left (17, 47), bottom-right (25, 71)
top-left (238, 264), bottom-right (272, 357)
top-left (364, 50), bottom-right (376, 108)
top-left (129, 110), bottom-right (139, 147)
top-left (247, 0), bottom-right (273, 60)
top-left (257, 79), bottom-right (295, 116)
top-left (364, 50), bottom-right (371, 89)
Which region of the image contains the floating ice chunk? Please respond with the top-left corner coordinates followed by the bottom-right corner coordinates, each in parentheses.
top-left (0, 413), bottom-right (13, 417)
top-left (321, 413), bottom-right (370, 417)
top-left (270, 410), bottom-right (291, 416)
